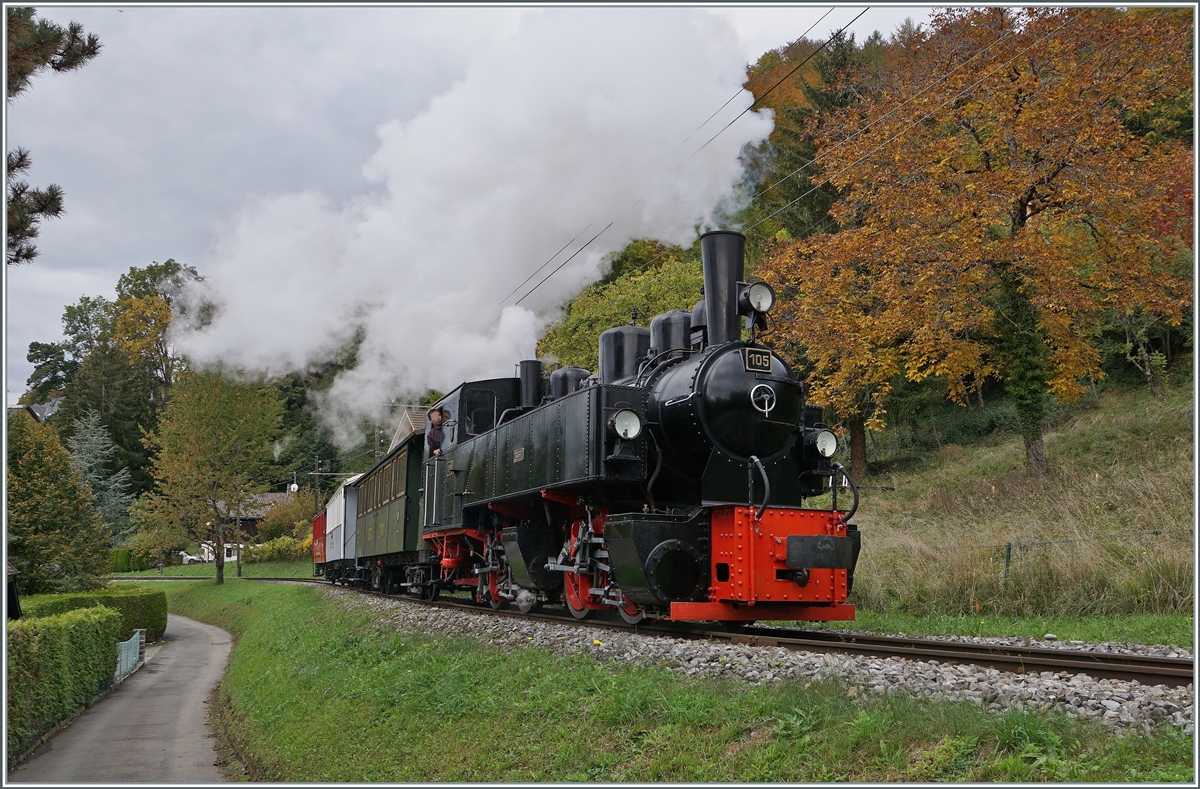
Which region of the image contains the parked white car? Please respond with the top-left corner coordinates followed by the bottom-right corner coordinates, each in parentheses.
top-left (177, 551), bottom-right (204, 564)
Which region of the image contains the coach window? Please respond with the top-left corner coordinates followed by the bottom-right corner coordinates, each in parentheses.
top-left (463, 389), bottom-right (497, 436)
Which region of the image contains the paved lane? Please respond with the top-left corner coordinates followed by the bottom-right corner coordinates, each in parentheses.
top-left (10, 614), bottom-right (232, 784)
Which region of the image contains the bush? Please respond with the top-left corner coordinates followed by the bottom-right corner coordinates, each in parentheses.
top-left (7, 606), bottom-right (121, 762)
top-left (110, 549), bottom-right (132, 573)
top-left (22, 587), bottom-right (168, 641)
top-left (244, 536), bottom-right (309, 564)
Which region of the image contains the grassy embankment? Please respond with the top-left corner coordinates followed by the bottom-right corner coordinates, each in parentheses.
top-left (806, 382), bottom-right (1193, 623)
top-left (167, 580), bottom-right (1192, 782)
top-left (111, 559), bottom-right (315, 579)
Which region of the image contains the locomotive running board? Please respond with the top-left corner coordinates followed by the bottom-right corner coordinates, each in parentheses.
top-left (668, 602), bottom-right (855, 621)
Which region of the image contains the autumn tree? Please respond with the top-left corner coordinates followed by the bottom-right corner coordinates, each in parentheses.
top-left (139, 369), bottom-right (283, 584)
top-left (6, 410), bottom-right (109, 593)
top-left (6, 7), bottom-right (100, 265)
top-left (762, 7), bottom-right (1193, 475)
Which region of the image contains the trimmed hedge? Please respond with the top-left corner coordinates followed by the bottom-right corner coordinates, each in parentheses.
top-left (7, 606), bottom-right (122, 762)
top-left (22, 587), bottom-right (168, 641)
top-left (110, 548), bottom-right (131, 573)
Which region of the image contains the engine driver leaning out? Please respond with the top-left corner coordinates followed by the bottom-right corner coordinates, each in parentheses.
top-left (427, 406), bottom-right (447, 456)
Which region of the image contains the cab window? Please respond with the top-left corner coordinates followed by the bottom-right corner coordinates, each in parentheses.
top-left (463, 389), bottom-right (497, 436)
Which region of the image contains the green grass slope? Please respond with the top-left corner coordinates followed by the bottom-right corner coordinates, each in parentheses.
top-left (844, 382), bottom-right (1193, 618)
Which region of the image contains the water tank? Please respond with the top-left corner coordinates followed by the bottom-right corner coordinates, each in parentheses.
top-left (651, 310), bottom-right (692, 354)
top-left (598, 326), bottom-right (651, 383)
top-left (549, 366), bottom-right (591, 399)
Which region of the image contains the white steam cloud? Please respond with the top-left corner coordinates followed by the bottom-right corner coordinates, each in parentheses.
top-left (174, 8), bottom-right (773, 447)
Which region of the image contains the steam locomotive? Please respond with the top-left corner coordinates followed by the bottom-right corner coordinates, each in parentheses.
top-left (313, 231), bottom-right (861, 624)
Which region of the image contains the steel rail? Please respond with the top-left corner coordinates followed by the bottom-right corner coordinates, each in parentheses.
top-left (252, 577), bottom-right (1194, 688)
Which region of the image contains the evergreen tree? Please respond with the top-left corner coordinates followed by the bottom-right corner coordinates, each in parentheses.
top-left (6, 7), bottom-right (101, 265)
top-left (65, 410), bottom-right (135, 545)
top-left (6, 410), bottom-right (109, 593)
top-left (56, 342), bottom-right (158, 495)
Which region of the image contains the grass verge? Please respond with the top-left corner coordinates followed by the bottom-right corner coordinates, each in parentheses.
top-left (110, 559), bottom-right (316, 579)
top-left (167, 579), bottom-right (1193, 782)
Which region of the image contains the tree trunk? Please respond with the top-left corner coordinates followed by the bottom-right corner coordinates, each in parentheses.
top-left (994, 269), bottom-right (1051, 476)
top-left (847, 415), bottom-right (868, 483)
top-left (215, 521), bottom-right (225, 585)
top-left (1022, 431), bottom-right (1049, 476)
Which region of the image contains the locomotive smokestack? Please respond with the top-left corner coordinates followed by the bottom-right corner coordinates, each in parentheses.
top-left (700, 230), bottom-right (745, 346)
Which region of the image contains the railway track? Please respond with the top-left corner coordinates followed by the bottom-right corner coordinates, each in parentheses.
top-left (252, 577), bottom-right (1194, 689)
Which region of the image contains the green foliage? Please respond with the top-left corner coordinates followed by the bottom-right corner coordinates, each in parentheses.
top-left (115, 258), bottom-right (199, 307)
top-left (21, 587), bottom-right (168, 641)
top-left (6, 606), bottom-right (121, 763)
top-left (6, 6), bottom-right (101, 100)
top-left (256, 493), bottom-right (316, 542)
top-left (6, 410), bottom-right (110, 594)
top-left (538, 254), bottom-right (703, 371)
top-left (6, 7), bottom-right (101, 266)
top-left (109, 548), bottom-right (131, 573)
top-left (24, 340), bottom-right (74, 403)
top-left (5, 147), bottom-right (62, 266)
top-left (244, 536), bottom-right (309, 564)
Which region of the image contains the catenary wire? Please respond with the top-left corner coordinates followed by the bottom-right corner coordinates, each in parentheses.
top-left (683, 7), bottom-right (869, 165)
top-left (498, 7), bottom-right (875, 316)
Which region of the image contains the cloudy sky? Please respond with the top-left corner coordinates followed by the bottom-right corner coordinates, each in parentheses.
top-left (4, 4), bottom-right (931, 440)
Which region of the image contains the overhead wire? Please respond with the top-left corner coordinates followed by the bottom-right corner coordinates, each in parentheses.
top-left (675, 7), bottom-right (835, 151)
top-left (499, 7), bottom-right (875, 316)
top-left (683, 7), bottom-right (869, 165)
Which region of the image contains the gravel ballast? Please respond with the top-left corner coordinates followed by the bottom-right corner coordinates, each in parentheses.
top-left (320, 586), bottom-right (1193, 736)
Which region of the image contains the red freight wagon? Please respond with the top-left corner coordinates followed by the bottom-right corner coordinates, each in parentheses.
top-left (312, 509), bottom-right (327, 566)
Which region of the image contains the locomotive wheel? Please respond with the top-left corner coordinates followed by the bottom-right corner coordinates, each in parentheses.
top-left (617, 600), bottom-right (645, 625)
top-left (563, 575), bottom-right (595, 620)
top-left (489, 596), bottom-right (508, 610)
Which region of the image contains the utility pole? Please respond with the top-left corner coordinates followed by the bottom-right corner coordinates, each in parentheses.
top-left (314, 456), bottom-right (320, 515)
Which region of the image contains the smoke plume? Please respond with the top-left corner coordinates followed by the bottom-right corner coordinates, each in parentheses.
top-left (174, 8), bottom-right (773, 447)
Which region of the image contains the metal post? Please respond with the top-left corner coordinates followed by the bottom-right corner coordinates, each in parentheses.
top-left (1003, 542), bottom-right (1012, 581)
top-left (135, 628), bottom-right (146, 664)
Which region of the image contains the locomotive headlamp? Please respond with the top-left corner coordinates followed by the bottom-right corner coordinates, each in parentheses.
top-left (610, 409), bottom-right (642, 440)
top-left (747, 282), bottom-right (775, 313)
top-left (808, 429), bottom-right (838, 458)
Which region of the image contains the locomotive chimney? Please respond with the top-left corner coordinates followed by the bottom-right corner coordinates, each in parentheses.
top-left (700, 230), bottom-right (745, 346)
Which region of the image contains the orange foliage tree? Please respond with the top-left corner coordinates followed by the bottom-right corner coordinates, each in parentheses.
top-left (760, 7), bottom-right (1192, 476)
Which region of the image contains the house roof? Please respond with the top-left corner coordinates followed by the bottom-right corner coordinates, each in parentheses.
top-left (387, 407), bottom-right (428, 453)
top-left (24, 397), bottom-right (63, 423)
top-left (217, 492), bottom-right (293, 520)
